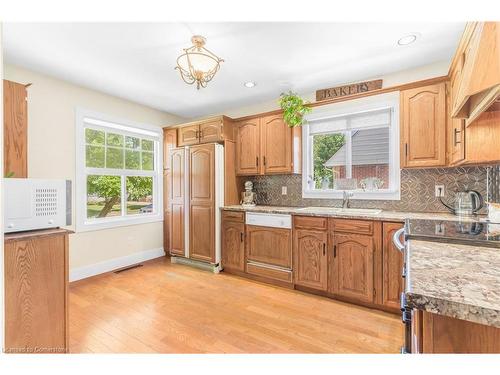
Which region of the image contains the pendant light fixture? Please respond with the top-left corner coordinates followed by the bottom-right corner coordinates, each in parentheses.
top-left (175, 35), bottom-right (224, 89)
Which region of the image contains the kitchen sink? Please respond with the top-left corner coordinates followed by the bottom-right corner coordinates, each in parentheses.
top-left (296, 207), bottom-right (382, 215)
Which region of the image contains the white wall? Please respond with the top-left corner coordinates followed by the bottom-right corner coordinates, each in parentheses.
top-left (3, 64), bottom-right (185, 271)
top-left (208, 60), bottom-right (450, 119)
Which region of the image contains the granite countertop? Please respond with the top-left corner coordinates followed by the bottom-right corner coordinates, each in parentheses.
top-left (406, 240), bottom-right (500, 328)
top-left (222, 205), bottom-right (483, 223)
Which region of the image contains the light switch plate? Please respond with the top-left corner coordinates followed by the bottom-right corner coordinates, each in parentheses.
top-left (281, 186), bottom-right (287, 195)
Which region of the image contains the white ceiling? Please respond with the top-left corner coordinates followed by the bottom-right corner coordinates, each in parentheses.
top-left (3, 22), bottom-right (465, 118)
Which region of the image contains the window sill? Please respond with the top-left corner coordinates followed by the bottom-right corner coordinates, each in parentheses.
top-left (302, 189), bottom-right (400, 201)
top-left (76, 213), bottom-right (163, 232)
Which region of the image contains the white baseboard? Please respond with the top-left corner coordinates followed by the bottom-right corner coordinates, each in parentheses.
top-left (69, 247), bottom-right (165, 282)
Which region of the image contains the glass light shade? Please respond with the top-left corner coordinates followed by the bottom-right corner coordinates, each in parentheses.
top-left (175, 35), bottom-right (224, 89)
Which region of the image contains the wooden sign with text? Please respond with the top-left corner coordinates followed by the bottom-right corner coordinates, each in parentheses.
top-left (316, 79), bottom-right (383, 101)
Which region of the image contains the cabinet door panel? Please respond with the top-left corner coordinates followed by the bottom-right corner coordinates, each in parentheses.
top-left (5, 235), bottom-right (67, 351)
top-left (169, 148), bottom-right (185, 256)
top-left (3, 80), bottom-right (28, 178)
top-left (178, 125), bottom-right (199, 146)
top-left (449, 69), bottom-right (466, 165)
top-left (261, 115), bottom-right (292, 174)
top-left (199, 120), bottom-right (222, 143)
top-left (163, 171), bottom-right (171, 252)
top-left (294, 229), bottom-right (328, 290)
top-left (190, 145), bottom-right (214, 202)
top-left (235, 119), bottom-right (260, 175)
top-left (382, 222), bottom-right (404, 311)
top-left (163, 128), bottom-right (177, 171)
top-left (189, 144), bottom-right (215, 263)
top-left (331, 233), bottom-right (374, 303)
top-left (246, 226), bottom-right (292, 268)
top-left (170, 203), bottom-right (184, 256)
top-left (170, 149), bottom-right (185, 202)
top-left (222, 221), bottom-right (245, 271)
top-left (401, 83), bottom-right (446, 168)
top-left (190, 205), bottom-right (214, 262)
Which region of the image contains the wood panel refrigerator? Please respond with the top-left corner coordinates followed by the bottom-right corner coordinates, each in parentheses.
top-left (169, 143), bottom-right (224, 270)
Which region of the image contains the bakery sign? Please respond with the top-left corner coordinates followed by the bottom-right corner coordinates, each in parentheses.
top-left (316, 79), bottom-right (383, 101)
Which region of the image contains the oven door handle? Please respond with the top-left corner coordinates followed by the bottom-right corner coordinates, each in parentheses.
top-left (393, 227), bottom-right (406, 253)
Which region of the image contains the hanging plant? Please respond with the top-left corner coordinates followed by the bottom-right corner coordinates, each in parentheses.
top-left (279, 91), bottom-right (312, 128)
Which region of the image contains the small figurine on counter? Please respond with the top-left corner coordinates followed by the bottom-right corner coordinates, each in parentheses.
top-left (240, 180), bottom-right (256, 207)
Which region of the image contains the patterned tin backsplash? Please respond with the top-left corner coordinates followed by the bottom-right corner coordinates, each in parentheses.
top-left (247, 166), bottom-right (499, 213)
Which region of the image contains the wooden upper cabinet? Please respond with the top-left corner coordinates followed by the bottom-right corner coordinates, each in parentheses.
top-left (222, 220), bottom-right (245, 272)
top-left (189, 144), bottom-right (215, 263)
top-left (178, 124), bottom-right (200, 146)
top-left (163, 128), bottom-right (177, 171)
top-left (235, 118), bottom-right (260, 175)
top-left (169, 148), bottom-right (185, 256)
top-left (401, 83), bottom-right (446, 168)
top-left (4, 80), bottom-right (28, 178)
top-left (261, 114), bottom-right (293, 174)
top-left (234, 113), bottom-right (301, 176)
top-left (199, 119), bottom-right (222, 143)
top-left (246, 225), bottom-right (292, 269)
top-left (293, 228), bottom-right (328, 291)
top-left (330, 232), bottom-right (374, 304)
top-left (448, 77), bottom-right (466, 165)
top-left (176, 116), bottom-right (234, 147)
top-left (382, 222), bottom-right (404, 311)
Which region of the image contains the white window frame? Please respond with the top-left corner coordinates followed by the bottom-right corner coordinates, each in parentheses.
top-left (75, 108), bottom-right (163, 232)
top-left (302, 92), bottom-right (400, 200)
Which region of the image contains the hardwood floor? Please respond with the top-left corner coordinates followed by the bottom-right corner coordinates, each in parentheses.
top-left (69, 257), bottom-right (403, 353)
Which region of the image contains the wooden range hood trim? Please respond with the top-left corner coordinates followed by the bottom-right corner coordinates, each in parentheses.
top-left (233, 75), bottom-right (449, 122)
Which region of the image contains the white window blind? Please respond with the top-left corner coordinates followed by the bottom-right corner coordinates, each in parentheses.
top-left (307, 108), bottom-right (392, 134)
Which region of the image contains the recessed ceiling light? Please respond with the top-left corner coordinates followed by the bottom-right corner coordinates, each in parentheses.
top-left (243, 81), bottom-right (256, 88)
top-left (398, 34), bottom-right (418, 46)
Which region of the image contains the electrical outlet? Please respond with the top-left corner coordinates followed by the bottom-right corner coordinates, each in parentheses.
top-left (281, 186), bottom-right (287, 195)
top-left (435, 185), bottom-right (445, 197)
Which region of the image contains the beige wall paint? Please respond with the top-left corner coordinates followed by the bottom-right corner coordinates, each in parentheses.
top-left (200, 60), bottom-right (450, 119)
top-left (3, 64), bottom-right (185, 270)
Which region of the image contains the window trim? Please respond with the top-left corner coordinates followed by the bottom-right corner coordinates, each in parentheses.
top-left (75, 108), bottom-right (163, 232)
top-left (301, 92), bottom-right (401, 200)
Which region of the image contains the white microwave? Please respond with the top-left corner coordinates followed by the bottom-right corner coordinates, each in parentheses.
top-left (4, 178), bottom-right (72, 233)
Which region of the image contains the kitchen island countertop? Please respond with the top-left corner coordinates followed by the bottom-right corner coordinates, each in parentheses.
top-left (406, 239), bottom-right (500, 328)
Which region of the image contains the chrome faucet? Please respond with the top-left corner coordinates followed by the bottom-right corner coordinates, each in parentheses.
top-left (342, 191), bottom-right (354, 208)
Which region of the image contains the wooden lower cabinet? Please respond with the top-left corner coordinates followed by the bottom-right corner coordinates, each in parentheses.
top-left (330, 232), bottom-right (374, 304)
top-left (169, 203), bottom-right (184, 256)
top-left (222, 220), bottom-right (245, 272)
top-left (382, 222), bottom-right (405, 311)
top-left (4, 229), bottom-right (71, 353)
top-left (419, 311), bottom-right (500, 353)
top-left (293, 228), bottom-right (328, 291)
top-left (246, 225), bottom-right (292, 269)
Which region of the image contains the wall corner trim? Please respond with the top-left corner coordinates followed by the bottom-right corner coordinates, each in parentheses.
top-left (69, 247), bottom-right (165, 282)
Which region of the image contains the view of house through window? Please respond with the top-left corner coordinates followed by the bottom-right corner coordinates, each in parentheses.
top-left (313, 127), bottom-right (390, 190)
top-left (303, 98), bottom-right (399, 199)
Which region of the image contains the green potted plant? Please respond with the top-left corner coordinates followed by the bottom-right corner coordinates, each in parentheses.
top-left (279, 91), bottom-right (312, 128)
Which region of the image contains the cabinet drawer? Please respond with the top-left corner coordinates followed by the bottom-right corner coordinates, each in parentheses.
top-left (222, 210), bottom-right (245, 223)
top-left (294, 216), bottom-right (327, 230)
top-left (331, 219), bottom-right (374, 235)
top-left (246, 262), bottom-right (292, 283)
